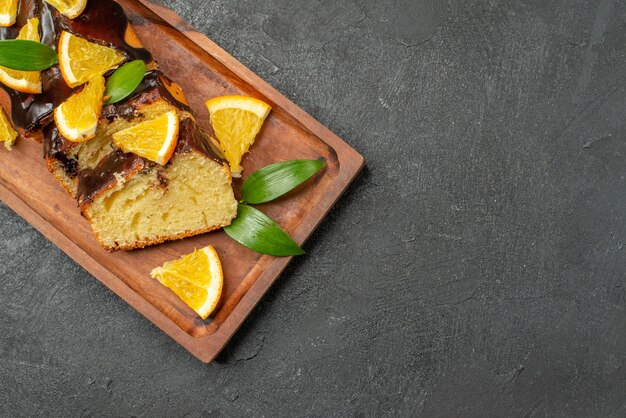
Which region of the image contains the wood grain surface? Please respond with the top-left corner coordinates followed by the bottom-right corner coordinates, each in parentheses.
top-left (0, 0), bottom-right (363, 363)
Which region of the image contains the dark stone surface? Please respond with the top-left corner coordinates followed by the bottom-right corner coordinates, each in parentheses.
top-left (1, 0), bottom-right (625, 416)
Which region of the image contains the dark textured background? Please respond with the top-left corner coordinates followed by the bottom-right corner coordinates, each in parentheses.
top-left (1, 0), bottom-right (625, 416)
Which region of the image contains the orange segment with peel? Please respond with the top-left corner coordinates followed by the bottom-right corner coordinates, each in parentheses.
top-left (0, 18), bottom-right (42, 93)
top-left (44, 0), bottom-right (88, 19)
top-left (58, 31), bottom-right (126, 88)
top-left (54, 75), bottom-right (106, 142)
top-left (112, 110), bottom-right (179, 165)
top-left (205, 95), bottom-right (271, 177)
top-left (150, 246), bottom-right (224, 320)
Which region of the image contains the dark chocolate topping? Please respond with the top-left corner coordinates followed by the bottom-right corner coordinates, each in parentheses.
top-left (43, 124), bottom-right (79, 178)
top-left (176, 117), bottom-right (226, 165)
top-left (49, 0), bottom-right (151, 62)
top-left (43, 122), bottom-right (75, 158)
top-left (3, 65), bottom-right (73, 132)
top-left (38, 1), bottom-right (57, 47)
top-left (76, 149), bottom-right (150, 205)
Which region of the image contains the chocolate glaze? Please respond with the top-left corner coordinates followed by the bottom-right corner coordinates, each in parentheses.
top-left (176, 117), bottom-right (226, 165)
top-left (2, 0), bottom-right (152, 132)
top-left (3, 65), bottom-right (74, 132)
top-left (51, 0), bottom-right (151, 62)
top-left (43, 123), bottom-right (78, 177)
top-left (76, 149), bottom-right (150, 205)
top-left (38, 1), bottom-right (56, 47)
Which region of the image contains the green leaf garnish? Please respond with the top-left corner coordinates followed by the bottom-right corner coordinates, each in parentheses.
top-left (104, 60), bottom-right (147, 104)
top-left (0, 40), bottom-right (58, 71)
top-left (224, 204), bottom-right (305, 256)
top-left (241, 159), bottom-right (326, 204)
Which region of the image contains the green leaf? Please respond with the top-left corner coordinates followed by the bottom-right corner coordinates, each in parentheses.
top-left (224, 204), bottom-right (305, 256)
top-left (241, 159), bottom-right (326, 204)
top-left (0, 40), bottom-right (58, 71)
top-left (104, 60), bottom-right (147, 104)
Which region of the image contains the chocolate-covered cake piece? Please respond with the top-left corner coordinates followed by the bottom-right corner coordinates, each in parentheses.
top-left (75, 114), bottom-right (236, 251)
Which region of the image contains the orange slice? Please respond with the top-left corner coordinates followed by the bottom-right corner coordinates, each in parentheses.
top-left (112, 110), bottom-right (179, 165)
top-left (205, 95), bottom-right (271, 177)
top-left (44, 0), bottom-right (88, 19)
top-left (0, 105), bottom-right (17, 150)
top-left (54, 75), bottom-right (105, 142)
top-left (58, 31), bottom-right (126, 88)
top-left (0, 0), bottom-right (18, 27)
top-left (150, 246), bottom-right (224, 320)
top-left (0, 18), bottom-right (42, 93)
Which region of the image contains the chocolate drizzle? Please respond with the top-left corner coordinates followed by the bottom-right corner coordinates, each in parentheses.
top-left (3, 66), bottom-right (73, 132)
top-left (38, 1), bottom-right (57, 47)
top-left (76, 149), bottom-right (150, 205)
top-left (177, 118), bottom-right (226, 165)
top-left (43, 123), bottom-right (78, 177)
top-left (51, 0), bottom-right (151, 62)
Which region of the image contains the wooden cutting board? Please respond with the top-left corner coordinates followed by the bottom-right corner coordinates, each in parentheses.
top-left (0, 0), bottom-right (364, 363)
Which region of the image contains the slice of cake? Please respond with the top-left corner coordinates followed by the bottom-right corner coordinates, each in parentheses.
top-left (76, 117), bottom-right (237, 251)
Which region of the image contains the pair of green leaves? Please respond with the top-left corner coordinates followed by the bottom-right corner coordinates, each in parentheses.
top-left (0, 39), bottom-right (147, 105)
top-left (224, 160), bottom-right (326, 256)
